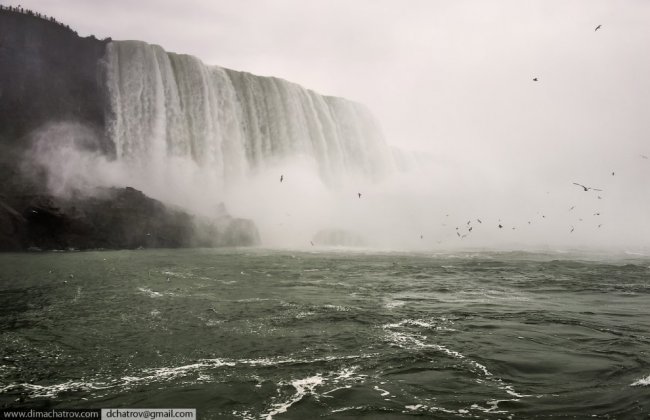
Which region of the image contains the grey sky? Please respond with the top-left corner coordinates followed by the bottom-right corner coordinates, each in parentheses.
top-left (8, 0), bottom-right (650, 248)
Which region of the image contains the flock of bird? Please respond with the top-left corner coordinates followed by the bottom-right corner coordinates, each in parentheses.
top-left (277, 23), bottom-right (648, 245)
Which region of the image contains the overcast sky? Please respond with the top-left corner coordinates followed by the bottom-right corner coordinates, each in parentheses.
top-left (8, 0), bottom-right (650, 249)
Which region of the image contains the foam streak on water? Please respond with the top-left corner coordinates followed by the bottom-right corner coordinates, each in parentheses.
top-left (0, 249), bottom-right (649, 418)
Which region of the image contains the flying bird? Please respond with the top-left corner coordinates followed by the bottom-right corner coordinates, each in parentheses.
top-left (533, 77), bottom-right (538, 81)
top-left (477, 219), bottom-right (482, 223)
top-left (498, 224), bottom-right (503, 229)
top-left (358, 193), bottom-right (362, 198)
top-left (469, 227), bottom-right (473, 232)
top-left (280, 175), bottom-right (284, 182)
top-left (611, 172), bottom-right (615, 176)
top-left (569, 206), bottom-right (575, 211)
top-left (595, 24), bottom-right (602, 31)
top-left (570, 226), bottom-right (575, 233)
top-left (573, 182), bottom-right (602, 192)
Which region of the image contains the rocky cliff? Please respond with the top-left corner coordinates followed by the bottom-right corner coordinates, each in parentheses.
top-left (0, 8), bottom-right (260, 250)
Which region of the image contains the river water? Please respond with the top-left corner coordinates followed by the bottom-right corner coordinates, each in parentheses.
top-left (1, 249), bottom-right (649, 419)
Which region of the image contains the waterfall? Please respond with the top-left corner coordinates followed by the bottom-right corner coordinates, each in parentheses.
top-left (104, 40), bottom-right (395, 189)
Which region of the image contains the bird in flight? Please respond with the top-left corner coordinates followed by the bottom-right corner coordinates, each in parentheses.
top-left (595, 24), bottom-right (602, 31)
top-left (569, 206), bottom-right (575, 211)
top-left (498, 224), bottom-right (503, 229)
top-left (358, 193), bottom-right (362, 198)
top-left (573, 182), bottom-right (602, 192)
top-left (280, 175), bottom-right (284, 182)
top-left (533, 77), bottom-right (539, 81)
top-left (477, 218), bottom-right (482, 223)
top-left (570, 226), bottom-right (575, 233)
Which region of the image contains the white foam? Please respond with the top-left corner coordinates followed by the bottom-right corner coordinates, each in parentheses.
top-left (503, 384), bottom-right (531, 398)
top-left (3, 354), bottom-right (373, 405)
top-left (382, 320), bottom-right (532, 414)
top-left (330, 406), bottom-right (365, 413)
top-left (323, 304), bottom-right (350, 312)
top-left (384, 319), bottom-right (437, 329)
top-left (263, 375), bottom-right (324, 419)
top-left (161, 270), bottom-right (190, 278)
top-left (373, 385), bottom-right (390, 397)
top-left (471, 400), bottom-right (508, 414)
top-left (5, 380), bottom-right (111, 399)
top-left (137, 287), bottom-right (163, 298)
top-left (430, 344), bottom-right (465, 359)
top-left (233, 298), bottom-right (273, 303)
top-left (402, 404), bottom-right (457, 414)
top-left (230, 410), bottom-right (255, 420)
top-left (631, 374), bottom-right (650, 386)
top-left (384, 300), bottom-right (405, 309)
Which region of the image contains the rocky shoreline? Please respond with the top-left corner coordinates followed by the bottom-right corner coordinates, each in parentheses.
top-left (0, 186), bottom-right (259, 252)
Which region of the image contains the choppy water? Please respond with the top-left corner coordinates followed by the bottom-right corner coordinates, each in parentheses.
top-left (0, 249), bottom-right (649, 419)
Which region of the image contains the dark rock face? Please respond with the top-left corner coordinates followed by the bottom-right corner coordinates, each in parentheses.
top-left (0, 8), bottom-right (110, 200)
top-left (0, 187), bottom-right (261, 251)
top-left (0, 198), bottom-right (28, 251)
top-left (0, 9), bottom-right (262, 250)
top-left (0, 9), bottom-right (111, 162)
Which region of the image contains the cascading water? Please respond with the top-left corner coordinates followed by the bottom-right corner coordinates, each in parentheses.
top-left (104, 40), bottom-right (396, 190)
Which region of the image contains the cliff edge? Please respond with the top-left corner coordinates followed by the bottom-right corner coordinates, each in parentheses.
top-left (0, 8), bottom-right (261, 250)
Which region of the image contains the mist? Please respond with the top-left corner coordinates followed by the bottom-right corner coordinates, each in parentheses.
top-left (12, 0), bottom-right (650, 252)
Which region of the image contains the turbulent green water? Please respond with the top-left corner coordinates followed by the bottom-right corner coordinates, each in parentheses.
top-left (1, 249), bottom-right (649, 419)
